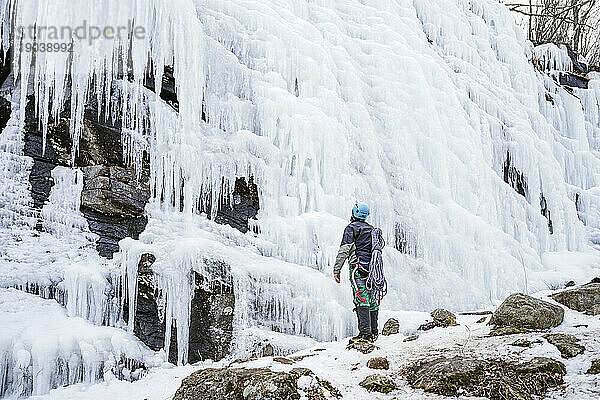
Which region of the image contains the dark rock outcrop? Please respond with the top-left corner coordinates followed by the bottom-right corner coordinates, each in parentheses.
top-left (551, 283), bottom-right (600, 315)
top-left (189, 265), bottom-right (235, 363)
top-left (588, 360), bottom-right (600, 374)
top-left (214, 177), bottom-right (260, 233)
top-left (0, 96), bottom-right (10, 133)
top-left (22, 95), bottom-right (150, 257)
top-left (173, 367), bottom-right (340, 400)
top-left (123, 254), bottom-right (235, 364)
top-left (81, 166), bottom-right (149, 257)
top-left (404, 356), bottom-right (565, 400)
top-left (544, 333), bottom-right (585, 359)
top-left (489, 293), bottom-right (564, 330)
top-left (381, 318), bottom-right (399, 336)
top-left (359, 374), bottom-right (396, 393)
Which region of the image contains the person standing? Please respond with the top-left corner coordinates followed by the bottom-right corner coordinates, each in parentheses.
top-left (333, 202), bottom-right (380, 343)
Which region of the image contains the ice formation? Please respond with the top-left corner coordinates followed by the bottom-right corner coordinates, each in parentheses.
top-left (0, 289), bottom-right (157, 398)
top-left (0, 0), bottom-right (599, 396)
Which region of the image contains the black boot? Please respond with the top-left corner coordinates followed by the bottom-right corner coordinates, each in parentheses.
top-left (370, 310), bottom-right (379, 341)
top-left (349, 306), bottom-right (373, 343)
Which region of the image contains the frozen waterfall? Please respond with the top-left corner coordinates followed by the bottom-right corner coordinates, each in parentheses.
top-left (1, 0), bottom-right (600, 396)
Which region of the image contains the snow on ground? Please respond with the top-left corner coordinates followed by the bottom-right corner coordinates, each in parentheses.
top-left (24, 290), bottom-right (600, 400)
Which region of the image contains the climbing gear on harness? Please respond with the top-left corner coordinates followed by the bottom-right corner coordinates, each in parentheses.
top-left (366, 227), bottom-right (387, 302)
top-left (352, 202), bottom-right (370, 220)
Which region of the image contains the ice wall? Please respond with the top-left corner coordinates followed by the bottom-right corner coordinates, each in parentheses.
top-left (0, 289), bottom-right (156, 398)
top-left (2, 0), bottom-right (600, 369)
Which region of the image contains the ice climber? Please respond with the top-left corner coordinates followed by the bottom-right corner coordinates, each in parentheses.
top-left (333, 202), bottom-right (387, 344)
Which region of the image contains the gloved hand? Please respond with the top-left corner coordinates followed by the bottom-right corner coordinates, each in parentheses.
top-left (334, 273), bottom-right (340, 283)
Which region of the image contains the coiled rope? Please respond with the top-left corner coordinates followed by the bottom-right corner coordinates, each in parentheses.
top-left (366, 227), bottom-right (387, 302)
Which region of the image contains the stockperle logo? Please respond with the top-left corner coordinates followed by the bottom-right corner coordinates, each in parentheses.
top-left (18, 19), bottom-right (146, 46)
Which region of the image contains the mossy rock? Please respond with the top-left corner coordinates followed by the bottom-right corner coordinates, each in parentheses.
top-left (173, 367), bottom-right (340, 400)
top-left (551, 283), bottom-right (600, 315)
top-left (359, 374), bottom-right (396, 393)
top-left (382, 318), bottom-right (399, 336)
top-left (404, 356), bottom-right (565, 400)
top-left (543, 333), bottom-right (585, 359)
top-left (431, 308), bottom-right (458, 327)
top-left (587, 360), bottom-right (600, 374)
top-left (489, 293), bottom-right (564, 330)
top-left (489, 326), bottom-right (528, 336)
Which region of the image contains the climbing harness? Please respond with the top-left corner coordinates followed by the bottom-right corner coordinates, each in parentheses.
top-left (366, 228), bottom-right (387, 302)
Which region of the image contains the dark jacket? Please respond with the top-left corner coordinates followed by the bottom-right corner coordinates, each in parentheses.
top-left (333, 220), bottom-right (373, 275)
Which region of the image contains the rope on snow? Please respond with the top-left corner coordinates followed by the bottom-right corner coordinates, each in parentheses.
top-left (366, 227), bottom-right (387, 302)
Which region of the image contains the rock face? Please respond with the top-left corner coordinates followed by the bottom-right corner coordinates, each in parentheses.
top-left (359, 374), bottom-right (396, 393)
top-left (489, 293), bottom-right (564, 330)
top-left (80, 165), bottom-right (149, 257)
top-left (23, 96), bottom-right (151, 257)
top-left (123, 254), bottom-right (235, 364)
top-left (367, 357), bottom-right (389, 370)
top-left (544, 333), bottom-right (585, 359)
top-left (0, 96), bottom-right (10, 133)
top-left (381, 318), bottom-right (399, 336)
top-left (214, 176), bottom-right (260, 233)
top-left (551, 283), bottom-right (600, 315)
top-left (173, 367), bottom-right (341, 400)
top-left (404, 356), bottom-right (566, 400)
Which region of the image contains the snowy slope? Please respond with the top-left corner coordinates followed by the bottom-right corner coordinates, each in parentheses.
top-left (0, 0), bottom-right (600, 396)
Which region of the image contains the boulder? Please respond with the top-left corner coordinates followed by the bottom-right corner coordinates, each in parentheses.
top-left (404, 356), bottom-right (565, 400)
top-left (419, 308), bottom-right (458, 331)
top-left (173, 367), bottom-right (340, 400)
top-left (587, 360), bottom-right (600, 374)
top-left (381, 318), bottom-right (399, 336)
top-left (367, 357), bottom-right (389, 370)
top-left (551, 283), bottom-right (600, 315)
top-left (543, 333), bottom-right (585, 359)
top-left (431, 308), bottom-right (457, 326)
top-left (489, 293), bottom-right (564, 330)
top-left (359, 374), bottom-right (396, 393)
